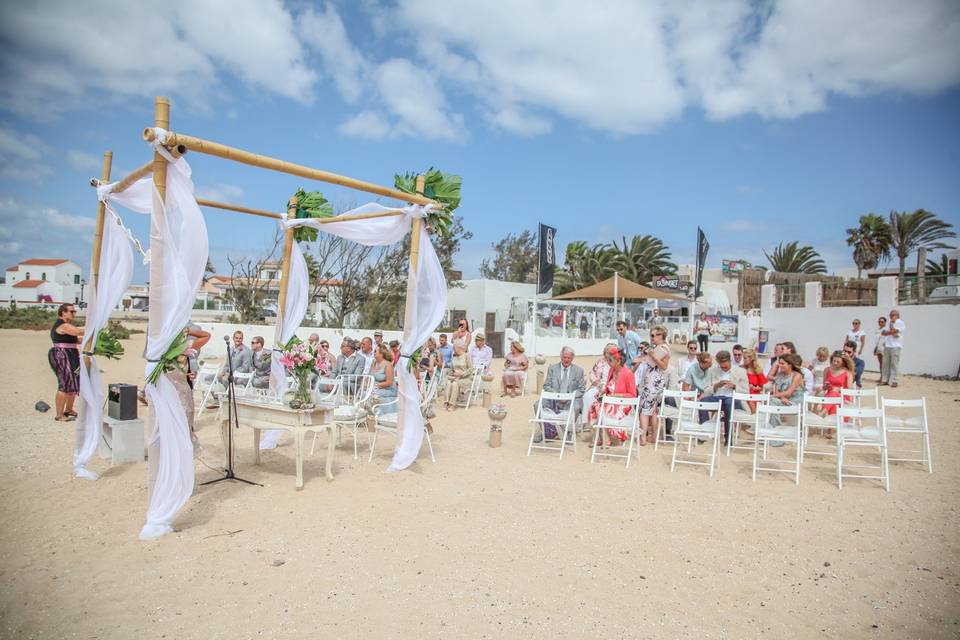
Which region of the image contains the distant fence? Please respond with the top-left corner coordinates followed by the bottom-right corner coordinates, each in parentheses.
top-left (740, 270), bottom-right (880, 310)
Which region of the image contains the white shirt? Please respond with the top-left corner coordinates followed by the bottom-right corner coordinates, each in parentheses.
top-left (469, 344), bottom-right (493, 371)
top-left (886, 319), bottom-right (905, 349)
top-left (874, 329), bottom-right (887, 352)
top-left (678, 355), bottom-right (698, 381)
top-left (714, 369), bottom-right (734, 398)
top-left (845, 329), bottom-right (866, 348)
top-left (801, 367), bottom-right (814, 394)
top-left (360, 350), bottom-right (374, 375)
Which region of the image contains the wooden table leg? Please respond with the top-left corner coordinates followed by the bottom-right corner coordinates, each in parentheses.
top-left (253, 428), bottom-right (261, 465)
top-left (294, 430), bottom-right (305, 490)
top-left (325, 426), bottom-right (336, 481)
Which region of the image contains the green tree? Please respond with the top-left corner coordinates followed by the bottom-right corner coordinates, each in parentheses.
top-left (203, 257), bottom-right (216, 284)
top-left (610, 234), bottom-right (677, 283)
top-left (845, 213), bottom-right (893, 278)
top-left (888, 209), bottom-right (956, 280)
top-left (764, 241), bottom-right (827, 274)
top-left (478, 229), bottom-right (538, 283)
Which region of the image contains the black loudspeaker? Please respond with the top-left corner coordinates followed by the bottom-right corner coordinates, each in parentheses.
top-left (108, 383), bottom-right (139, 421)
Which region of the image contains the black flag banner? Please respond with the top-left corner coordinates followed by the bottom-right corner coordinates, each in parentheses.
top-left (694, 226), bottom-right (710, 299)
top-left (537, 223), bottom-right (557, 294)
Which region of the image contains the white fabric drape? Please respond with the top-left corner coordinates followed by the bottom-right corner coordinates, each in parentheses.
top-left (283, 202), bottom-right (447, 471)
top-left (139, 130), bottom-right (208, 540)
top-left (75, 206), bottom-right (135, 477)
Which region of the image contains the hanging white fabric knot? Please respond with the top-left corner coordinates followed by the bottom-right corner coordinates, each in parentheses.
top-left (147, 127), bottom-right (177, 163)
top-left (401, 203), bottom-right (434, 220)
top-left (96, 182), bottom-right (117, 203)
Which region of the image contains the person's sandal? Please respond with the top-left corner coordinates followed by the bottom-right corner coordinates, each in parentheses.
top-left (65, 410), bottom-right (78, 418)
top-left (55, 415), bottom-right (76, 422)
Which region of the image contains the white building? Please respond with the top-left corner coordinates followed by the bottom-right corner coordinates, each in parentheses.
top-left (446, 278), bottom-right (537, 335)
top-left (1, 258), bottom-right (85, 307)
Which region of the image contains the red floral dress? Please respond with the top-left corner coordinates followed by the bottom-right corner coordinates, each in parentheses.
top-left (588, 366), bottom-right (638, 442)
top-left (822, 368), bottom-right (849, 415)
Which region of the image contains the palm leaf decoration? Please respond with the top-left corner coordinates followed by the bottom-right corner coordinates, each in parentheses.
top-left (145, 333), bottom-right (188, 385)
top-left (292, 188), bottom-right (334, 242)
top-left (394, 168), bottom-right (462, 237)
top-left (93, 330), bottom-right (125, 360)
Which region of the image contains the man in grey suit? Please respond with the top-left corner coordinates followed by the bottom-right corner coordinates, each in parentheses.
top-left (250, 336), bottom-right (272, 389)
top-left (333, 337), bottom-right (366, 378)
top-left (533, 346), bottom-right (586, 442)
top-left (219, 330), bottom-right (253, 385)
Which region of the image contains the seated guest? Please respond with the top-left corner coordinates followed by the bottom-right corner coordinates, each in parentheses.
top-left (809, 346), bottom-right (830, 391)
top-left (781, 341), bottom-right (814, 394)
top-left (333, 337), bottom-right (365, 378)
top-left (683, 352), bottom-right (713, 396)
top-left (615, 320), bottom-right (643, 370)
top-left (742, 348), bottom-right (767, 413)
top-left (732, 344), bottom-right (744, 367)
top-left (501, 341), bottom-right (529, 397)
top-left (420, 337), bottom-right (440, 381)
top-left (843, 340), bottom-right (865, 389)
top-left (698, 350), bottom-right (748, 444)
top-left (220, 330), bottom-right (252, 384)
top-left (317, 338), bottom-right (337, 370)
top-left (816, 350), bottom-right (855, 420)
top-left (534, 346), bottom-right (585, 442)
top-left (358, 336), bottom-right (375, 375)
top-left (437, 333), bottom-right (453, 368)
top-left (389, 340), bottom-right (401, 366)
top-left (373, 329), bottom-right (385, 350)
top-left (764, 343), bottom-right (785, 378)
top-left (443, 344), bottom-right (474, 410)
top-left (366, 345), bottom-right (398, 414)
top-left (250, 336), bottom-right (271, 389)
top-left (585, 347), bottom-right (637, 447)
top-left (582, 344), bottom-right (615, 430)
top-left (308, 333), bottom-right (320, 349)
top-left (676, 340), bottom-right (699, 385)
top-left (766, 354), bottom-right (805, 442)
top-left (469, 333), bottom-right (494, 371)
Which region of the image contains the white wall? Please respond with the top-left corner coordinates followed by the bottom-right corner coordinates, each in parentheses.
top-left (446, 279), bottom-right (536, 331)
top-left (760, 278), bottom-right (960, 376)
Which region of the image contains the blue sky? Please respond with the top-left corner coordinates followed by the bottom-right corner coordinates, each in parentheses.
top-left (1, 0), bottom-right (958, 284)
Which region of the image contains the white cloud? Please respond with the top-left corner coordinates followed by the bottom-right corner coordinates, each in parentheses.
top-left (0, 127), bottom-right (53, 183)
top-left (66, 150), bottom-right (102, 171)
top-left (338, 111), bottom-right (392, 140)
top-left (0, 196), bottom-right (95, 268)
top-left (196, 183), bottom-right (245, 203)
top-left (718, 218), bottom-right (761, 232)
top-left (375, 58), bottom-right (465, 141)
top-left (486, 106), bottom-right (553, 136)
top-left (299, 4), bottom-right (370, 103)
top-left (0, 0), bottom-right (316, 120)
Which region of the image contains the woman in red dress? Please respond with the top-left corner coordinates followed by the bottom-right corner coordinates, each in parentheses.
top-left (820, 351), bottom-right (855, 416)
top-left (742, 348), bottom-right (767, 413)
top-left (587, 347), bottom-right (638, 447)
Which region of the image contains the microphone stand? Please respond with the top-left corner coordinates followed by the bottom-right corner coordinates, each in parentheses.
top-left (200, 336), bottom-right (261, 487)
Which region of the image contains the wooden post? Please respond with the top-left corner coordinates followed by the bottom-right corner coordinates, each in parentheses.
top-left (276, 194), bottom-right (298, 336)
top-left (917, 247), bottom-right (927, 304)
top-left (148, 97), bottom-right (170, 340)
top-left (400, 175), bottom-right (426, 333)
top-left (83, 151), bottom-right (112, 354)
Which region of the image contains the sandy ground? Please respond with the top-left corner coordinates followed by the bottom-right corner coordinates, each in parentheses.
top-left (0, 328), bottom-right (958, 639)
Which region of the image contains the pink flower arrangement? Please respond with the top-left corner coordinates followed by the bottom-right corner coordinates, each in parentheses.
top-left (279, 339), bottom-right (329, 378)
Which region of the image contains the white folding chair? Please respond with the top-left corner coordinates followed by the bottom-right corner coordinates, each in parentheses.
top-left (671, 399), bottom-right (722, 477)
top-left (841, 386), bottom-right (878, 410)
top-left (837, 407), bottom-right (889, 491)
top-left (590, 396), bottom-right (641, 467)
top-left (527, 391), bottom-right (577, 459)
top-left (194, 362), bottom-right (222, 418)
top-left (654, 389), bottom-right (695, 450)
top-left (214, 371), bottom-right (254, 423)
top-left (752, 404), bottom-right (802, 485)
top-left (727, 392), bottom-right (768, 456)
top-left (800, 395), bottom-right (841, 462)
top-left (516, 370), bottom-right (529, 397)
top-left (312, 377), bottom-right (341, 409)
top-left (368, 373), bottom-right (439, 463)
top-left (329, 374), bottom-right (374, 459)
top-left (462, 364), bottom-right (487, 409)
top-left (882, 398), bottom-right (932, 473)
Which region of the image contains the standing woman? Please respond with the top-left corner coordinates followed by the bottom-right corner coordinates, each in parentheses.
top-left (49, 303), bottom-right (83, 422)
top-left (872, 316), bottom-right (887, 382)
top-left (452, 319), bottom-right (471, 352)
top-left (586, 347), bottom-right (638, 447)
top-left (694, 312), bottom-right (711, 352)
top-left (636, 325), bottom-right (670, 445)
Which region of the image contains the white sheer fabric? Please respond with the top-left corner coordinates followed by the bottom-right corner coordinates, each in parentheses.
top-left (75, 207), bottom-right (135, 478)
top-left (139, 130), bottom-right (208, 540)
top-left (283, 202), bottom-right (447, 471)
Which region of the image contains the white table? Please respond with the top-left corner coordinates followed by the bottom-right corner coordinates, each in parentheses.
top-left (226, 397), bottom-right (336, 489)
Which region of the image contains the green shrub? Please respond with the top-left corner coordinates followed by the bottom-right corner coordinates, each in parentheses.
top-left (0, 307), bottom-right (84, 330)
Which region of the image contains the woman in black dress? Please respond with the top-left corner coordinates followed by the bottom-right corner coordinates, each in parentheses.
top-left (48, 303), bottom-right (84, 422)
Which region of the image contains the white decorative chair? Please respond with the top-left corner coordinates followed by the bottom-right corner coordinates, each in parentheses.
top-left (841, 386), bottom-right (878, 410)
top-left (881, 398), bottom-right (932, 473)
top-left (726, 392), bottom-right (768, 456)
top-left (752, 404), bottom-right (802, 485)
top-left (671, 399), bottom-right (722, 477)
top-left (214, 371), bottom-right (254, 423)
top-left (368, 373), bottom-right (439, 463)
top-left (516, 370), bottom-right (529, 397)
top-left (461, 364), bottom-right (487, 409)
top-left (654, 389), bottom-right (695, 450)
top-left (836, 406), bottom-right (889, 491)
top-left (591, 396), bottom-right (641, 467)
top-left (527, 391), bottom-right (577, 459)
top-left (333, 374), bottom-right (374, 460)
top-left (799, 395), bottom-right (841, 462)
top-left (194, 362), bottom-right (222, 418)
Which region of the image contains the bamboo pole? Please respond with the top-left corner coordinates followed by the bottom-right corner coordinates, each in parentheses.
top-left (196, 198), bottom-right (284, 220)
top-left (400, 175), bottom-right (426, 337)
top-left (90, 144), bottom-right (187, 194)
top-left (83, 151), bottom-right (113, 354)
top-left (148, 97), bottom-right (170, 342)
top-left (276, 194), bottom-right (298, 334)
top-left (143, 128), bottom-right (439, 207)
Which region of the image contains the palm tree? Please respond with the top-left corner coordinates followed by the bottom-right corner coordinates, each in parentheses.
top-left (764, 241), bottom-right (827, 274)
top-left (845, 213), bottom-right (893, 278)
top-left (552, 244), bottom-right (618, 294)
top-left (563, 240), bottom-right (589, 290)
top-left (925, 253), bottom-right (951, 286)
top-left (888, 209), bottom-right (956, 280)
top-left (203, 258), bottom-right (216, 284)
top-left (609, 235), bottom-right (677, 283)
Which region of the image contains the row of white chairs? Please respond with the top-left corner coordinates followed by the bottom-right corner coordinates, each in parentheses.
top-left (527, 385), bottom-right (931, 490)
